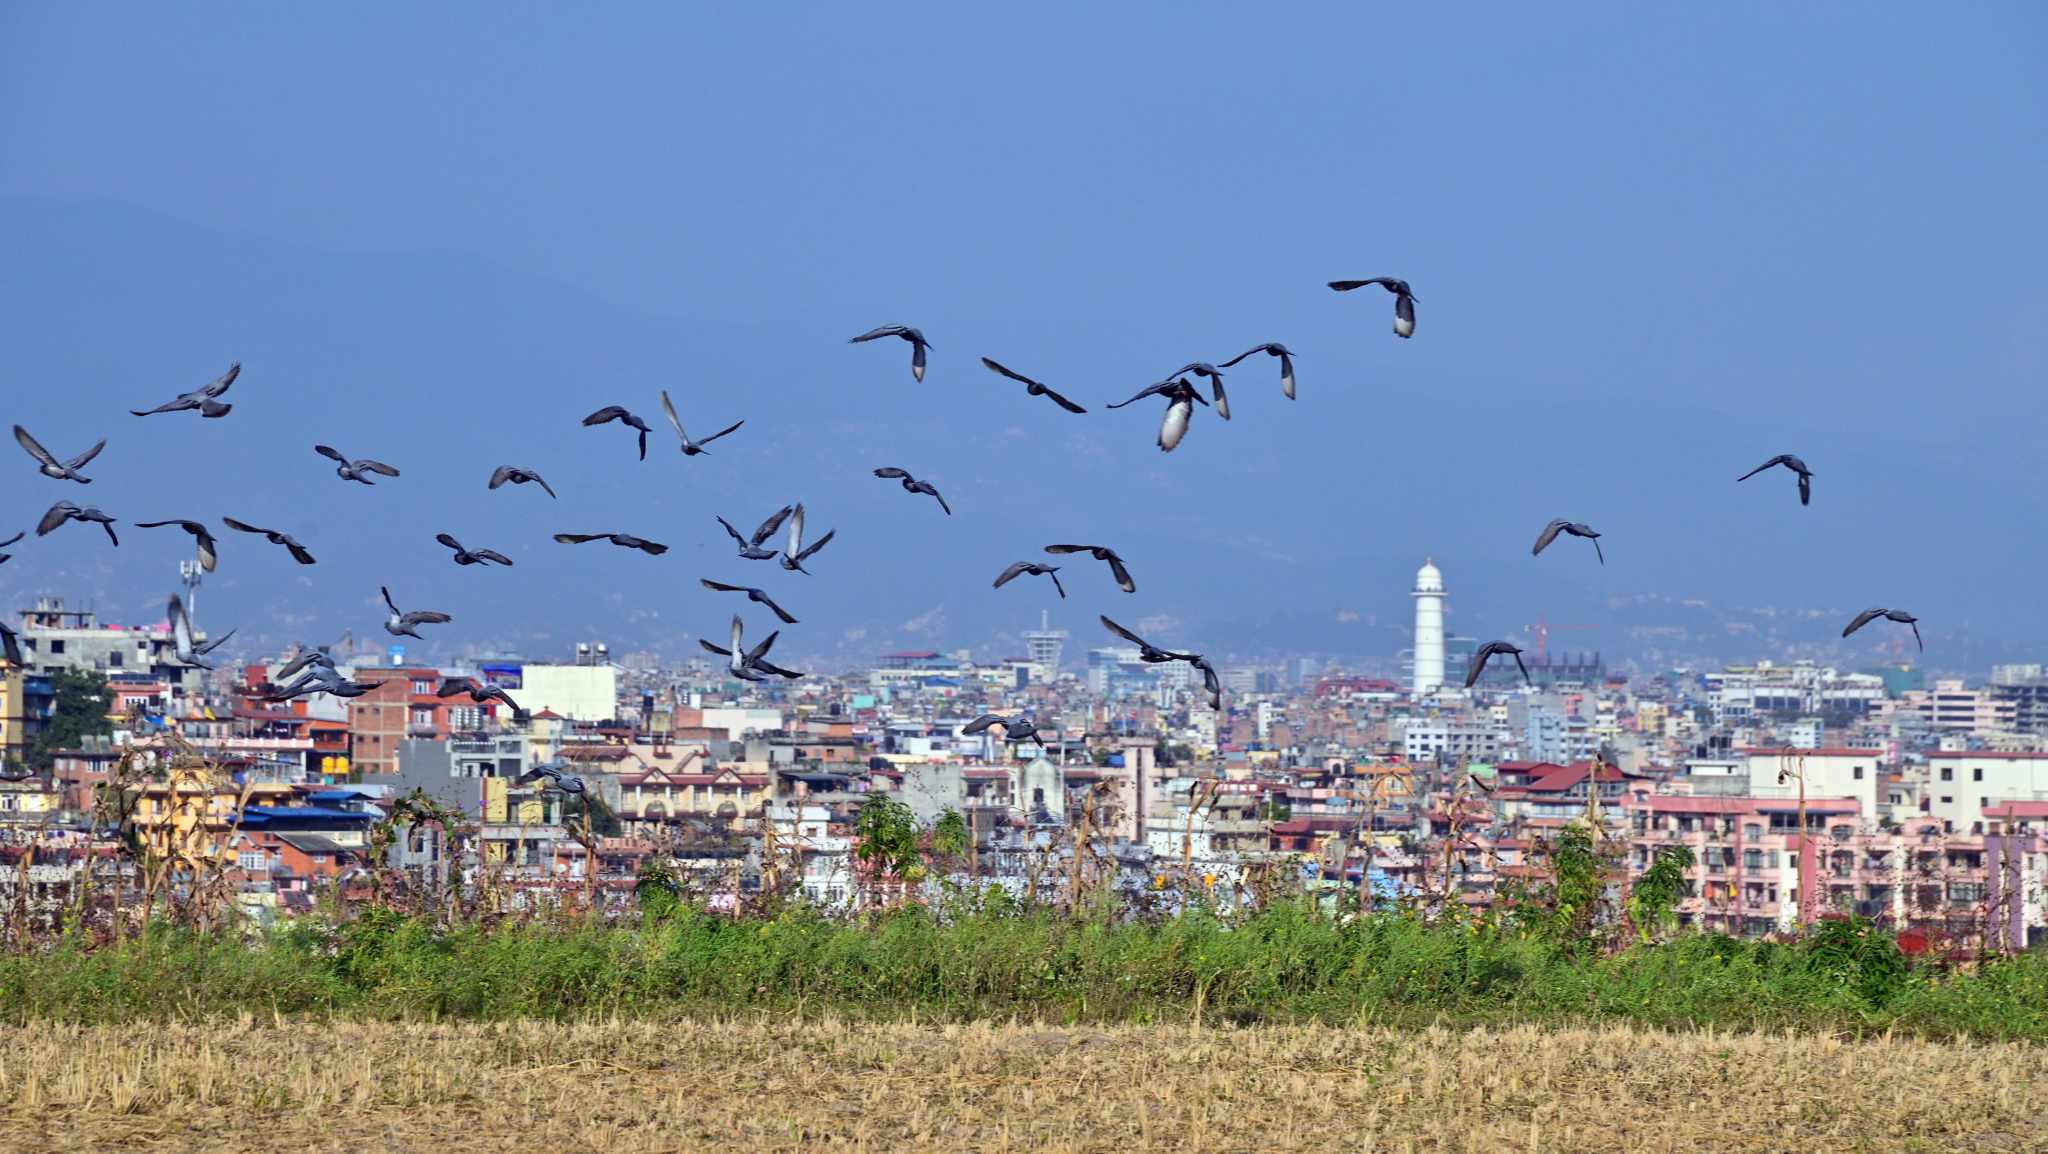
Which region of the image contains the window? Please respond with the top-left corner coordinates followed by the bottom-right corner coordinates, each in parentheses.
top-left (1852, 766), bottom-right (1863, 780)
top-left (1973, 768), bottom-right (1983, 782)
top-left (49, 640), bottom-right (64, 655)
top-left (1940, 767), bottom-right (1953, 781)
top-left (1940, 796), bottom-right (1952, 806)
top-left (237, 851), bottom-right (267, 871)
top-left (108, 651), bottom-right (123, 668)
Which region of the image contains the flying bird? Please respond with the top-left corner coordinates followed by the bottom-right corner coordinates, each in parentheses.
top-left (849, 324), bottom-right (932, 382)
top-left (1531, 520), bottom-right (1604, 565)
top-left (1164, 362), bottom-right (1230, 421)
top-left (872, 468), bottom-right (951, 515)
top-left (660, 390), bottom-right (744, 456)
top-left (581, 405), bottom-right (653, 460)
top-left (272, 648), bottom-right (335, 685)
top-left (381, 586), bottom-right (453, 639)
top-left (553, 532), bottom-right (670, 555)
top-left (1176, 651), bottom-right (1223, 711)
top-left (435, 533), bottom-right (514, 566)
top-left (266, 664), bottom-right (372, 702)
top-left (314, 445), bottom-right (400, 485)
top-left (961, 711), bottom-right (1047, 746)
top-left (0, 621), bottom-right (21, 667)
top-left (1107, 377), bottom-right (1209, 452)
top-left (488, 465), bottom-right (557, 499)
top-left (699, 615), bottom-right (781, 682)
top-left (132, 519), bottom-right (220, 572)
top-left (1466, 641), bottom-right (1532, 688)
top-left (14, 426), bottom-right (105, 483)
top-left (718, 505), bottom-right (794, 561)
top-left (0, 530), bottom-right (20, 566)
top-left (221, 517), bottom-right (315, 564)
top-left (978, 357), bottom-right (1089, 414)
top-left (36, 502), bottom-right (119, 546)
top-left (1736, 454), bottom-right (1813, 507)
top-left (779, 503), bottom-right (836, 574)
top-left (518, 759), bottom-right (589, 796)
top-left (436, 676), bottom-right (524, 716)
top-left (1328, 278), bottom-right (1418, 338)
top-left (993, 561), bottom-right (1066, 599)
top-left (131, 362), bottom-right (239, 418)
top-left (1843, 607), bottom-right (1922, 651)
top-left (1218, 342), bottom-right (1298, 400)
top-left (1044, 544), bottom-right (1135, 593)
top-left (167, 593), bottom-right (232, 668)
top-left (700, 578), bottom-right (799, 624)
top-left (1099, 615), bottom-right (1182, 664)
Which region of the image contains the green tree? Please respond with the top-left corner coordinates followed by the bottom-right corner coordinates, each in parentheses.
top-left (931, 806), bottom-right (971, 871)
top-left (561, 792), bottom-right (622, 837)
top-left (853, 794), bottom-right (923, 894)
top-left (1627, 845), bottom-right (1696, 943)
top-left (30, 669), bottom-right (112, 768)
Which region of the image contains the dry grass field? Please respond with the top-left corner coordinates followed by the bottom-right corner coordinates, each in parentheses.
top-left (0, 1017), bottom-right (2041, 1153)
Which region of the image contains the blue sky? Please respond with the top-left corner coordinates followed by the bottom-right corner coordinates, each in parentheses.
top-left (3, 5), bottom-right (2045, 671)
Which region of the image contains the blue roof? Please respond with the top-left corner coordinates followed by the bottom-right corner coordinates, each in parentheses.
top-left (308, 789), bottom-right (373, 802)
top-left (922, 677), bottom-right (962, 687)
top-left (1107, 753), bottom-right (1126, 767)
top-left (240, 805), bottom-right (374, 823)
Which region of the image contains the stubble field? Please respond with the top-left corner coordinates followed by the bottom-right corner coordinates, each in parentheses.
top-left (0, 1017), bottom-right (2040, 1153)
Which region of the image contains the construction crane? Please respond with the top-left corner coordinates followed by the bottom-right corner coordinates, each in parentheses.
top-left (1524, 618), bottom-right (1597, 664)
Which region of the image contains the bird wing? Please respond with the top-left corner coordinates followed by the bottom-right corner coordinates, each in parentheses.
top-left (701, 578), bottom-right (748, 593)
top-left (1464, 646), bottom-right (1492, 688)
top-left (714, 518), bottom-right (748, 546)
top-left (222, 517), bottom-right (268, 536)
top-left (1207, 376), bottom-right (1229, 420)
top-left (758, 591), bottom-right (799, 625)
top-left (36, 503), bottom-right (77, 535)
top-left (1842, 608), bottom-right (1885, 638)
top-left (979, 357), bottom-right (1041, 388)
top-left (729, 615), bottom-right (745, 657)
top-left (1106, 381), bottom-right (1173, 409)
top-left (993, 561), bottom-right (1031, 589)
top-left (1798, 473), bottom-right (1811, 506)
top-left (199, 363), bottom-right (240, 398)
top-left (169, 594), bottom-right (194, 654)
top-left (381, 585), bottom-right (400, 615)
top-left (751, 657), bottom-right (803, 679)
top-left (582, 405), bottom-right (629, 426)
top-left (960, 715), bottom-right (1002, 735)
top-left (1042, 386), bottom-right (1089, 414)
top-left (64, 439), bottom-right (106, 471)
top-left (1532, 520), bottom-right (1567, 556)
top-left (849, 325), bottom-right (908, 343)
top-left (794, 527), bottom-right (835, 563)
top-left (1328, 279), bottom-right (1394, 292)
top-left (926, 485), bottom-right (951, 515)
top-left (1512, 650), bottom-right (1531, 684)
top-left (752, 504), bottom-right (794, 546)
top-left (660, 389), bottom-right (688, 442)
top-left (554, 533), bottom-right (607, 544)
top-left (698, 638), bottom-right (733, 657)
top-left (435, 679), bottom-right (474, 698)
top-left (533, 473), bottom-right (557, 499)
top-left (1043, 544), bottom-right (1091, 554)
top-left (1106, 554), bottom-right (1136, 593)
top-left (1049, 571), bottom-right (1067, 599)
top-left (130, 398), bottom-right (187, 417)
top-left (698, 420), bottom-right (743, 446)
top-left (1911, 621), bottom-right (1923, 651)
top-left (433, 533), bottom-right (463, 553)
top-left (1100, 615), bottom-right (1154, 648)
top-left (0, 531), bottom-right (20, 548)
top-left (1736, 456), bottom-right (1788, 482)
top-left (873, 467), bottom-right (911, 479)
top-left (1, 624), bottom-right (20, 667)
top-left (488, 466), bottom-right (515, 489)
top-left (13, 426), bottom-right (59, 469)
top-left (745, 629), bottom-right (779, 664)
top-left (359, 459), bottom-right (400, 477)
top-left (627, 537), bottom-right (669, 555)
top-left (1216, 346), bottom-right (1263, 368)
top-left (314, 444), bottom-right (349, 465)
top-left (1394, 294), bottom-right (1416, 330)
top-left (404, 611), bottom-right (452, 626)
top-left (286, 541), bottom-right (317, 565)
top-left (785, 503), bottom-right (806, 554)
top-left (195, 627), bottom-right (236, 655)
top-left (473, 550), bottom-right (513, 566)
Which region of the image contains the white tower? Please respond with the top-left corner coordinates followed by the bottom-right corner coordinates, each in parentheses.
top-left (1022, 609), bottom-right (1068, 683)
top-left (1412, 558), bottom-right (1446, 696)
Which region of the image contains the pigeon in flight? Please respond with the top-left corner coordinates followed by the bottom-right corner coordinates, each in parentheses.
top-left (1044, 544), bottom-right (1136, 593)
top-left (994, 561), bottom-right (1066, 599)
top-left (168, 592), bottom-right (232, 668)
top-left (699, 615), bottom-right (782, 681)
top-left (1843, 607), bottom-right (1922, 651)
top-left (1531, 520), bottom-right (1604, 565)
top-left (272, 647), bottom-right (335, 685)
top-left (1218, 343), bottom-right (1298, 400)
top-left (0, 530), bottom-right (21, 566)
top-left (660, 390), bottom-right (744, 456)
top-left (36, 502), bottom-right (119, 546)
top-left (718, 505), bottom-right (794, 562)
top-left (222, 517), bottom-right (315, 564)
top-left (131, 362), bottom-right (239, 418)
top-left (1164, 362), bottom-right (1230, 421)
top-left (1099, 615), bottom-right (1183, 664)
top-left (1737, 454), bottom-right (1813, 507)
top-left (1176, 651), bottom-right (1223, 711)
top-left (849, 325), bottom-right (932, 382)
top-left (700, 578), bottom-right (799, 624)
top-left (518, 759), bottom-right (589, 796)
top-left (554, 532), bottom-right (670, 556)
top-left (1466, 641), bottom-right (1532, 688)
top-left (132, 519), bottom-right (220, 572)
top-left (979, 357), bottom-right (1089, 414)
top-left (779, 503), bottom-right (836, 574)
top-left (314, 445), bottom-right (400, 486)
top-left (267, 664), bottom-right (373, 701)
top-left (581, 405), bottom-right (654, 461)
top-left (872, 468), bottom-right (951, 515)
top-left (960, 711), bottom-right (1047, 747)
top-left (14, 426), bottom-right (105, 483)
top-left (381, 586), bottom-right (453, 639)
top-left (436, 676), bottom-right (524, 716)
top-left (0, 620), bottom-right (21, 667)
top-left (1107, 377), bottom-right (1209, 453)
top-left (436, 533), bottom-right (514, 566)
top-left (1328, 278), bottom-right (1418, 338)
top-left (488, 465), bottom-right (557, 499)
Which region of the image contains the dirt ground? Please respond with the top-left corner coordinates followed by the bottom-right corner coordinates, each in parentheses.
top-left (0, 1017), bottom-right (2041, 1153)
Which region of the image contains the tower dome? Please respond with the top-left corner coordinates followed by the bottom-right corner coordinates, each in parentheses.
top-left (1415, 557), bottom-right (1443, 593)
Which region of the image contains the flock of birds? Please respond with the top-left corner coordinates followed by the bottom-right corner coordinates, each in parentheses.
top-left (0, 275), bottom-right (1924, 779)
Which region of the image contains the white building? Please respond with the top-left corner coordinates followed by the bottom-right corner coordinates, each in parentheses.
top-left (518, 663), bottom-right (619, 721)
top-left (1925, 752), bottom-right (2048, 834)
top-left (1742, 747), bottom-right (1885, 825)
top-left (1411, 559), bottom-right (1445, 696)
